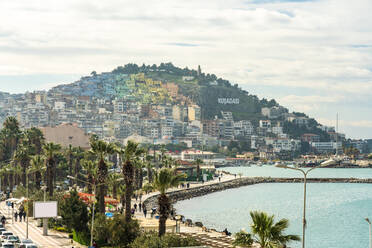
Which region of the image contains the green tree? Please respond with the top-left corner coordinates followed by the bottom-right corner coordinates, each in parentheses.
top-left (250, 211), bottom-right (300, 248)
top-left (43, 142), bottom-right (61, 196)
top-left (193, 158), bottom-right (203, 181)
top-left (30, 155), bottom-right (45, 189)
top-left (108, 172), bottom-right (121, 199)
top-left (152, 168), bottom-right (185, 236)
top-left (1, 116), bottom-right (22, 161)
top-left (81, 160), bottom-right (96, 194)
top-left (24, 127), bottom-right (45, 154)
top-left (60, 190), bottom-right (89, 233)
top-left (13, 145), bottom-right (31, 186)
top-left (90, 140), bottom-right (115, 213)
top-left (107, 215), bottom-right (140, 247)
top-left (117, 140), bottom-right (145, 222)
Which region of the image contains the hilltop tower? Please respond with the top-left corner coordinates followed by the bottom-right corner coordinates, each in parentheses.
top-left (197, 65), bottom-right (201, 76)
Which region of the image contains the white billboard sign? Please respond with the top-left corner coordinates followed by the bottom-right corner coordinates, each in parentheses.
top-left (34, 201), bottom-right (58, 218)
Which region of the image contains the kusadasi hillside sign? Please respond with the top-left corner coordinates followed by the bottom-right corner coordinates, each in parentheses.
top-left (217, 98), bottom-right (240, 104)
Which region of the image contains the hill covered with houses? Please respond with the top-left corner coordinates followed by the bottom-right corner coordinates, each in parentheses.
top-left (0, 63), bottom-right (345, 158)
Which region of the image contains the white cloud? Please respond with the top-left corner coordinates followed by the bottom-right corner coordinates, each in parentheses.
top-left (0, 0), bottom-right (372, 137)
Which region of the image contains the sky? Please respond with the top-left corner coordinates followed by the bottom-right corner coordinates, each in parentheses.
top-left (0, 0), bottom-right (371, 139)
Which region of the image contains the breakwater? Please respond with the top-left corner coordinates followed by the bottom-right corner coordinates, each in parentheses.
top-left (143, 177), bottom-right (372, 209)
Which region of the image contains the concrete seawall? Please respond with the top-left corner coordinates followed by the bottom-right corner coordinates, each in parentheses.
top-left (143, 177), bottom-right (372, 209)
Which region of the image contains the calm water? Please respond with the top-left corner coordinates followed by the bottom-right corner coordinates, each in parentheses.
top-left (174, 167), bottom-right (372, 248)
top-left (222, 165), bottom-right (372, 179)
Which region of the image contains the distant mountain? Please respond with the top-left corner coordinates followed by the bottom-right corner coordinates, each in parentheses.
top-left (50, 62), bottom-right (330, 140)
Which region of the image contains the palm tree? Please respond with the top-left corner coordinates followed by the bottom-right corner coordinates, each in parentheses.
top-left (43, 142), bottom-right (61, 196)
top-left (194, 158), bottom-right (203, 181)
top-left (30, 155), bottom-right (45, 189)
top-left (117, 140), bottom-right (145, 222)
top-left (152, 168), bottom-right (185, 236)
top-left (118, 184), bottom-right (126, 212)
top-left (13, 145), bottom-right (31, 186)
top-left (90, 139), bottom-right (115, 213)
top-left (250, 211), bottom-right (300, 248)
top-left (24, 127), bottom-right (45, 155)
top-left (108, 172), bottom-right (122, 199)
top-left (145, 154), bottom-right (154, 183)
top-left (81, 160), bottom-right (96, 194)
top-left (66, 145), bottom-right (74, 186)
top-left (2, 117), bottom-right (22, 160)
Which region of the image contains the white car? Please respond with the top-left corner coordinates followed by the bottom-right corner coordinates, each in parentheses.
top-left (17, 245), bottom-right (37, 248)
top-left (1, 243), bottom-right (15, 248)
top-left (5, 235), bottom-right (20, 244)
top-left (0, 232), bottom-right (13, 242)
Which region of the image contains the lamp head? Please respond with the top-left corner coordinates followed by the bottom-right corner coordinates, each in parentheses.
top-left (366, 218), bottom-right (371, 224)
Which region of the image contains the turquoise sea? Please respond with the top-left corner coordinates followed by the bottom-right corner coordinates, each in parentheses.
top-left (174, 166), bottom-right (372, 248)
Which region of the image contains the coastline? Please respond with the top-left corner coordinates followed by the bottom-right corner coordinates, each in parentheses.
top-left (143, 176), bottom-right (372, 210)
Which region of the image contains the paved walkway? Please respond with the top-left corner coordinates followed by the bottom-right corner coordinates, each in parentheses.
top-left (0, 202), bottom-right (75, 248)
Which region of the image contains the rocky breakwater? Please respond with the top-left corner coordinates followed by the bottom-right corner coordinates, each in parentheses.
top-left (143, 177), bottom-right (372, 210)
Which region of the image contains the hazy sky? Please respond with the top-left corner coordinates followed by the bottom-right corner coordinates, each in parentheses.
top-left (0, 0), bottom-right (371, 138)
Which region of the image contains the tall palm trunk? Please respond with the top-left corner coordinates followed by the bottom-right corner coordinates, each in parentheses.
top-left (113, 185), bottom-right (117, 199)
top-left (120, 192), bottom-right (125, 213)
top-left (158, 193), bottom-right (170, 236)
top-left (97, 158), bottom-right (107, 213)
top-left (123, 161), bottom-right (134, 222)
top-left (47, 159), bottom-right (55, 197)
top-left (74, 158), bottom-right (81, 182)
top-left (147, 166), bottom-right (153, 183)
top-left (68, 153), bottom-right (73, 186)
top-left (35, 171), bottom-right (41, 190)
top-left (87, 173), bottom-right (93, 194)
top-left (21, 161), bottom-right (27, 186)
top-left (139, 168), bottom-right (143, 189)
top-left (9, 174), bottom-right (13, 192)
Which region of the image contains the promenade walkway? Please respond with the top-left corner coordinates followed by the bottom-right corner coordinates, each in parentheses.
top-left (0, 201), bottom-right (79, 248)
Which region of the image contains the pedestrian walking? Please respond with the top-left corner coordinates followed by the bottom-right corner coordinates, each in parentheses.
top-left (139, 202), bottom-right (142, 212)
top-left (19, 211), bottom-right (22, 222)
top-left (23, 211), bottom-right (26, 222)
top-left (1, 215), bottom-right (5, 227)
top-left (143, 208), bottom-right (147, 218)
top-left (134, 203), bottom-right (137, 212)
top-left (14, 212), bottom-right (18, 222)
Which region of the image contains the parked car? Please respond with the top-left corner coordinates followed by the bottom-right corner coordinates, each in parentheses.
top-left (16, 245), bottom-right (37, 248)
top-left (1, 232), bottom-right (13, 242)
top-left (0, 228), bottom-right (6, 233)
top-left (0, 243), bottom-right (15, 248)
top-left (18, 239), bottom-right (33, 245)
top-left (14, 239), bottom-right (36, 248)
top-left (5, 235), bottom-right (20, 244)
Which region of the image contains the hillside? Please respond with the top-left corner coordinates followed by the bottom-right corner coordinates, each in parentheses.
top-left (50, 62), bottom-right (330, 140)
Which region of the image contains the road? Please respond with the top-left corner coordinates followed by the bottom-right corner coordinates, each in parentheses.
top-left (0, 201), bottom-right (75, 248)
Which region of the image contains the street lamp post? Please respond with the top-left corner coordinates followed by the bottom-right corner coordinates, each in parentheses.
top-left (41, 185), bottom-right (48, 236)
top-left (276, 163), bottom-right (326, 248)
top-left (366, 218), bottom-right (372, 248)
top-left (26, 171), bottom-right (29, 239)
top-left (67, 175), bottom-right (123, 247)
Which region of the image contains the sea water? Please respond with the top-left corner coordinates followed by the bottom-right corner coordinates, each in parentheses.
top-left (174, 167), bottom-right (372, 248)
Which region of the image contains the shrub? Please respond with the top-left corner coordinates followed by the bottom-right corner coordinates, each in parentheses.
top-left (130, 232), bottom-right (200, 248)
top-left (72, 229), bottom-right (90, 245)
top-left (233, 230), bottom-right (253, 247)
top-left (107, 215), bottom-right (140, 247)
top-left (54, 226), bottom-right (69, 233)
